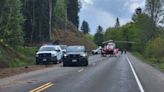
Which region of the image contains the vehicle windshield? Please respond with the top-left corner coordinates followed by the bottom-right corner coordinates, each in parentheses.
top-left (60, 45), bottom-right (67, 50)
top-left (67, 46), bottom-right (84, 52)
top-left (39, 47), bottom-right (57, 51)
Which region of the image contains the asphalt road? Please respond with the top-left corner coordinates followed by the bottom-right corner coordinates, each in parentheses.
top-left (0, 53), bottom-right (164, 92)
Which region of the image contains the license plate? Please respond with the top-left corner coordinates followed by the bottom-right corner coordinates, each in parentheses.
top-left (43, 59), bottom-right (47, 61)
top-left (72, 59), bottom-right (77, 62)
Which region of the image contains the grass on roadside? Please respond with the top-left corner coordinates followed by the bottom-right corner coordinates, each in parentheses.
top-left (0, 45), bottom-right (37, 68)
top-left (132, 52), bottom-right (164, 72)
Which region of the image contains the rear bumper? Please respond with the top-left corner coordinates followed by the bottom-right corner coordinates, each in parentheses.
top-left (63, 57), bottom-right (88, 65)
top-left (36, 56), bottom-right (57, 63)
top-left (101, 50), bottom-right (114, 54)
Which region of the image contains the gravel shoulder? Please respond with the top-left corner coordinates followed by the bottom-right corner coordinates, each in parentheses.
top-left (0, 55), bottom-right (99, 79)
top-left (0, 65), bottom-right (56, 79)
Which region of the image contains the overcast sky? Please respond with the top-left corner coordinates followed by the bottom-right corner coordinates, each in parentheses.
top-left (79, 0), bottom-right (145, 34)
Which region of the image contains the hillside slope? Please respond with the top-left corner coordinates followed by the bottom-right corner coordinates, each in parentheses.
top-left (53, 30), bottom-right (96, 50)
top-left (0, 42), bottom-right (36, 68)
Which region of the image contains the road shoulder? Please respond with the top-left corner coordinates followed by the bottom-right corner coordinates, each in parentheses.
top-left (127, 53), bottom-right (164, 92)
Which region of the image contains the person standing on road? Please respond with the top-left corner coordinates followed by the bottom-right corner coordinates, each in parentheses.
top-left (120, 48), bottom-right (123, 54)
top-left (124, 49), bottom-right (127, 54)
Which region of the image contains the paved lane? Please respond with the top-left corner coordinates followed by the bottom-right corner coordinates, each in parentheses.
top-left (47, 55), bottom-right (139, 92)
top-left (0, 54), bottom-right (142, 92)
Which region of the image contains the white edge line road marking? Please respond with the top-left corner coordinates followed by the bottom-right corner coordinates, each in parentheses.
top-left (78, 68), bottom-right (84, 72)
top-left (126, 55), bottom-right (144, 92)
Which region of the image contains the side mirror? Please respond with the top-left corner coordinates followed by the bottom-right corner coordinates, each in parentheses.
top-left (56, 50), bottom-right (60, 52)
top-left (63, 50), bottom-right (67, 53)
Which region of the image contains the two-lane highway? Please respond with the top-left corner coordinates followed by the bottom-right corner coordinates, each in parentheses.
top-left (0, 54), bottom-right (164, 92)
top-left (46, 55), bottom-right (139, 92)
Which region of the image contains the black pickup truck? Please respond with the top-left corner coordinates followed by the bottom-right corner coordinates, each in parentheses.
top-left (63, 46), bottom-right (88, 66)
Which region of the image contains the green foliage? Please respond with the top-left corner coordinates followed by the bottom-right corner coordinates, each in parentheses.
top-left (143, 36), bottom-right (164, 70)
top-left (0, 0), bottom-right (24, 46)
top-left (0, 0), bottom-right (94, 68)
top-left (21, 0), bottom-right (81, 44)
top-left (105, 28), bottom-right (122, 41)
top-left (0, 42), bottom-right (37, 68)
top-left (53, 0), bottom-right (66, 20)
top-left (81, 20), bottom-right (90, 34)
top-left (145, 37), bottom-right (164, 61)
top-left (22, 0), bottom-right (56, 43)
top-left (85, 34), bottom-right (94, 42)
top-left (67, 0), bottom-right (80, 28)
top-left (105, 13), bottom-right (158, 51)
top-left (94, 25), bottom-right (104, 46)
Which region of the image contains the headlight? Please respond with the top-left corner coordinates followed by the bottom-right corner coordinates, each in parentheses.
top-left (64, 54), bottom-right (67, 57)
top-left (81, 53), bottom-right (87, 57)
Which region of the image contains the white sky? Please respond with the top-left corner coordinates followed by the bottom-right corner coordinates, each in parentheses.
top-left (79, 0), bottom-right (145, 34)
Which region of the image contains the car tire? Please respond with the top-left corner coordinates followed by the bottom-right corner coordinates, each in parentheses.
top-left (84, 61), bottom-right (88, 66)
top-left (53, 61), bottom-right (58, 64)
top-left (59, 59), bottom-right (63, 63)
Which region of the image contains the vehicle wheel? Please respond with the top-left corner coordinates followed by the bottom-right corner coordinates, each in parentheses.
top-left (59, 59), bottom-right (63, 63)
top-left (53, 61), bottom-right (58, 64)
top-left (84, 61), bottom-right (88, 66)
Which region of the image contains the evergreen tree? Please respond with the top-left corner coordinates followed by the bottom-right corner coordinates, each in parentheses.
top-left (81, 20), bottom-right (90, 34)
top-left (22, 0), bottom-right (57, 43)
top-left (0, 0), bottom-right (24, 46)
top-left (132, 7), bottom-right (142, 22)
top-left (94, 25), bottom-right (104, 46)
top-left (67, 0), bottom-right (80, 28)
top-left (53, 0), bottom-right (67, 29)
top-left (115, 17), bottom-right (120, 28)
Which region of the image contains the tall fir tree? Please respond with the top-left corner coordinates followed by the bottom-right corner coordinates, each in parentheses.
top-left (94, 25), bottom-right (104, 46)
top-left (22, 0), bottom-right (57, 43)
top-left (0, 0), bottom-right (24, 46)
top-left (81, 20), bottom-right (90, 34)
top-left (67, 0), bottom-right (80, 28)
top-left (115, 17), bottom-right (120, 28)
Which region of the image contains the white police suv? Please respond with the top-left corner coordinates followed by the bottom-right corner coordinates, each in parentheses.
top-left (36, 45), bottom-right (63, 64)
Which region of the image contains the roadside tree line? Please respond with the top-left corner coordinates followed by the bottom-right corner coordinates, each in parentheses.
top-left (103, 0), bottom-right (164, 63)
top-left (0, 0), bottom-right (81, 46)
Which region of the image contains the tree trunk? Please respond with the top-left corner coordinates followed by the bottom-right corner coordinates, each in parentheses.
top-left (49, 0), bottom-right (52, 41)
top-left (30, 0), bottom-right (35, 44)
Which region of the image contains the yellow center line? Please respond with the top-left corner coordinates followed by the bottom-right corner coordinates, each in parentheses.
top-left (29, 82), bottom-right (54, 92)
top-left (35, 84), bottom-right (54, 92)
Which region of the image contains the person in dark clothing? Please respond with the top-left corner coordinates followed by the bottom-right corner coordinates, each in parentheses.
top-left (124, 49), bottom-right (127, 54)
top-left (120, 48), bottom-right (123, 54)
